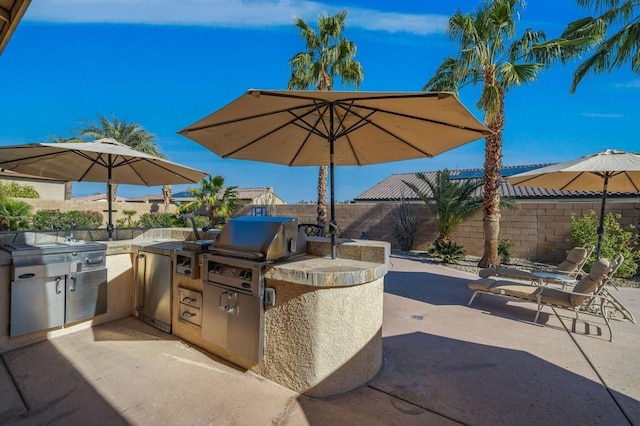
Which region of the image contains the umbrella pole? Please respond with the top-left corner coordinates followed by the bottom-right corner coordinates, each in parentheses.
top-left (596, 174), bottom-right (610, 259)
top-left (329, 104), bottom-right (337, 260)
top-left (107, 163), bottom-right (114, 241)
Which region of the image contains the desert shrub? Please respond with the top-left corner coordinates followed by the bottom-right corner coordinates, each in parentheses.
top-left (0, 198), bottom-right (32, 230)
top-left (117, 209), bottom-right (139, 228)
top-left (498, 239), bottom-right (514, 264)
top-left (139, 213), bottom-right (183, 228)
top-left (569, 211), bottom-right (639, 278)
top-left (429, 238), bottom-right (466, 263)
top-left (391, 201), bottom-right (419, 251)
top-left (0, 181), bottom-right (40, 198)
top-left (32, 209), bottom-right (102, 230)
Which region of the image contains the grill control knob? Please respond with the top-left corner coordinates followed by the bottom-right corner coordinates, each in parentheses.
top-left (245, 270), bottom-right (252, 280)
top-left (212, 264), bottom-right (223, 273)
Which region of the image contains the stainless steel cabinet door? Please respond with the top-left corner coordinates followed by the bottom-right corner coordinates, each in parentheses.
top-left (227, 291), bottom-right (264, 364)
top-left (202, 284), bottom-right (228, 348)
top-left (10, 277), bottom-right (65, 337)
top-left (202, 283), bottom-right (264, 364)
top-left (66, 268), bottom-right (108, 324)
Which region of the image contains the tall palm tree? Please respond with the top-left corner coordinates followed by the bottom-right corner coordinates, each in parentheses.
top-left (560, 0), bottom-right (639, 92)
top-left (73, 114), bottom-right (171, 203)
top-left (180, 175), bottom-right (237, 227)
top-left (403, 170), bottom-right (483, 240)
top-left (423, 0), bottom-right (585, 267)
top-left (288, 10), bottom-right (364, 230)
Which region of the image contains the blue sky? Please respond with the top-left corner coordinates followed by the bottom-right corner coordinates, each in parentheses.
top-left (0, 0), bottom-right (638, 203)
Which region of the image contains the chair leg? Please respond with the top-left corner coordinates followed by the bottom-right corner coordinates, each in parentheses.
top-left (600, 298), bottom-right (614, 343)
top-left (468, 291), bottom-right (481, 306)
top-left (534, 295), bottom-right (544, 323)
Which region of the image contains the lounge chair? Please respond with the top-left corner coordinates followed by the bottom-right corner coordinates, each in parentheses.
top-left (468, 258), bottom-right (619, 341)
top-left (478, 245), bottom-right (594, 284)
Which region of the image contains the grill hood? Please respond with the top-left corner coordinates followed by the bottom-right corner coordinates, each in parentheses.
top-left (210, 216), bottom-right (306, 261)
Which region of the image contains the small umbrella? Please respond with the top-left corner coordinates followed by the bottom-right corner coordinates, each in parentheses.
top-left (179, 89), bottom-right (490, 259)
top-left (507, 149), bottom-right (640, 258)
top-left (0, 138), bottom-right (208, 240)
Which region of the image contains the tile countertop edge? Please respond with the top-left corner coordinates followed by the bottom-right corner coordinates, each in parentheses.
top-left (264, 256), bottom-right (388, 287)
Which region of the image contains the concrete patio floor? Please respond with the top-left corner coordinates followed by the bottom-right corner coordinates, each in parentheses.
top-left (1, 254), bottom-right (638, 425)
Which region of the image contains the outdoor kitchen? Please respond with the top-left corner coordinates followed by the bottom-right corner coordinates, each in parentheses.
top-left (0, 217), bottom-right (390, 397)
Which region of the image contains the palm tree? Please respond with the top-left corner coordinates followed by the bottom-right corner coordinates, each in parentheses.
top-left (73, 114), bottom-right (169, 203)
top-left (288, 10), bottom-right (364, 230)
top-left (423, 0), bottom-right (584, 267)
top-left (403, 170), bottom-right (483, 241)
top-left (180, 175), bottom-right (238, 227)
top-left (0, 198), bottom-right (32, 231)
top-left (560, 0), bottom-right (639, 93)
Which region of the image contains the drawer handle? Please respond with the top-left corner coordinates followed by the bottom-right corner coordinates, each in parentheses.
top-left (182, 297), bottom-right (195, 304)
top-left (18, 273), bottom-right (35, 279)
top-left (182, 311), bottom-right (195, 318)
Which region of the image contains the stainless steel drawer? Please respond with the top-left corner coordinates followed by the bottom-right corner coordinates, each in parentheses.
top-left (178, 287), bottom-right (202, 308)
top-left (179, 304), bottom-right (201, 326)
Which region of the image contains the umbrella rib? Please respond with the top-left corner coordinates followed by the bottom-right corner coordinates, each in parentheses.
top-left (333, 103), bottom-right (435, 158)
top-left (223, 102), bottom-right (327, 157)
top-left (287, 104), bottom-right (329, 166)
top-left (338, 100), bottom-right (489, 134)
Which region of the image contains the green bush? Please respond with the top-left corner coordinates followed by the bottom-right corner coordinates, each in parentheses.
top-left (139, 213), bottom-right (182, 228)
top-left (32, 210), bottom-right (103, 230)
top-left (0, 181), bottom-right (40, 198)
top-left (569, 211), bottom-right (639, 278)
top-left (498, 239), bottom-right (514, 264)
top-left (429, 238), bottom-right (466, 263)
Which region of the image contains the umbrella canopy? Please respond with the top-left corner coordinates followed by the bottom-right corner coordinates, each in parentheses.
top-left (179, 89), bottom-right (490, 258)
top-left (507, 149), bottom-right (640, 258)
top-left (0, 138), bottom-right (208, 240)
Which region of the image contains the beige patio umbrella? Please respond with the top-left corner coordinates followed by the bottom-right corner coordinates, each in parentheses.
top-left (179, 89), bottom-right (490, 258)
top-left (507, 149), bottom-right (640, 258)
top-left (0, 138), bottom-right (208, 240)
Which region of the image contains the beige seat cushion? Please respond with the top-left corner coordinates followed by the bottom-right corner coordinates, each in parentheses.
top-left (555, 247), bottom-right (588, 274)
top-left (570, 258), bottom-right (610, 305)
top-left (537, 287), bottom-right (573, 308)
top-left (478, 267), bottom-right (535, 280)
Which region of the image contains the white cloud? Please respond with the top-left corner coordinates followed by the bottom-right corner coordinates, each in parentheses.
top-left (614, 80), bottom-right (640, 89)
top-left (580, 112), bottom-right (623, 118)
top-left (25, 0), bottom-right (448, 35)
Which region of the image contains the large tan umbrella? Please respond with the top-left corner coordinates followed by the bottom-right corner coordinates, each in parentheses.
top-left (507, 149), bottom-right (640, 258)
top-left (179, 89), bottom-right (490, 258)
top-left (0, 138), bottom-right (208, 240)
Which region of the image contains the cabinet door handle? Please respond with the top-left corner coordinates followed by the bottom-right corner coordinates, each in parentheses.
top-left (55, 276), bottom-right (62, 294)
top-left (218, 291), bottom-right (228, 311)
top-left (227, 292), bottom-right (238, 313)
top-left (69, 275), bottom-right (77, 292)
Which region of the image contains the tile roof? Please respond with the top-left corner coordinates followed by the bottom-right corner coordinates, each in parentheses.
top-left (353, 164), bottom-right (639, 201)
top-left (129, 187), bottom-right (281, 203)
top-left (73, 193), bottom-right (128, 202)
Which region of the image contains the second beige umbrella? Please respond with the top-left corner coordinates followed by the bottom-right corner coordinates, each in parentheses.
top-left (179, 89), bottom-right (490, 259)
top-left (0, 138), bottom-right (208, 240)
top-left (507, 149), bottom-right (640, 258)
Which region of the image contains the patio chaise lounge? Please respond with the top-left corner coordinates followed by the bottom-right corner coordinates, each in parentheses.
top-left (478, 245), bottom-right (594, 285)
top-left (467, 258), bottom-right (620, 341)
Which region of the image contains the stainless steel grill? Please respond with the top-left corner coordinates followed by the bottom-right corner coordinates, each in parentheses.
top-left (201, 216), bottom-right (305, 365)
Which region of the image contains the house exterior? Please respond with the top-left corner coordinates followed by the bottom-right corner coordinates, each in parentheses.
top-left (72, 193), bottom-right (128, 202)
top-left (128, 187), bottom-right (286, 206)
top-left (0, 169), bottom-right (66, 200)
top-left (353, 164), bottom-right (639, 203)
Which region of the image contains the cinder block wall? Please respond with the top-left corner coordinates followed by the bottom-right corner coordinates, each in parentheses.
top-left (271, 201), bottom-right (639, 264)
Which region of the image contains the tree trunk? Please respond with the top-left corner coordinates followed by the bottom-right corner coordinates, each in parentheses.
top-left (162, 184), bottom-right (172, 212)
top-left (317, 165), bottom-right (328, 228)
top-left (478, 86), bottom-right (505, 268)
top-left (64, 181), bottom-right (73, 200)
top-left (110, 183), bottom-right (119, 202)
top-left (208, 204), bottom-right (217, 228)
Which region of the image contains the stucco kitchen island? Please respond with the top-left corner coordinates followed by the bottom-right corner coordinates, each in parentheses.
top-left (173, 237), bottom-right (389, 398)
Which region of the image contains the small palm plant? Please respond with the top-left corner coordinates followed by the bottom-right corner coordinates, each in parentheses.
top-left (180, 175), bottom-right (238, 228)
top-left (0, 198), bottom-right (32, 231)
top-left (404, 170), bottom-right (482, 262)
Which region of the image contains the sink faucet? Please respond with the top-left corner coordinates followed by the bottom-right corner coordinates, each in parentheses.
top-left (67, 222), bottom-right (76, 242)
